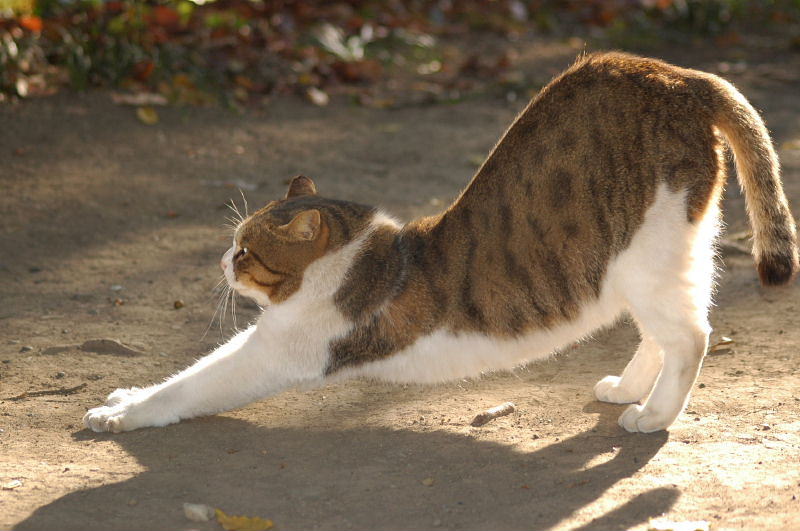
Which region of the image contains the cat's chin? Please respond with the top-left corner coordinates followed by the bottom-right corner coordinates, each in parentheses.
top-left (234, 287), bottom-right (271, 307)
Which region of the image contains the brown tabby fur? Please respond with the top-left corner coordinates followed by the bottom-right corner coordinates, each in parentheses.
top-left (232, 52), bottom-right (798, 375)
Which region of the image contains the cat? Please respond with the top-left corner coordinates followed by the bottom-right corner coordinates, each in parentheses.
top-left (84, 52), bottom-right (798, 434)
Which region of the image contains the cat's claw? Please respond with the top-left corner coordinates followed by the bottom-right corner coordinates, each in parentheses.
top-left (618, 404), bottom-right (671, 433)
top-left (594, 375), bottom-right (641, 404)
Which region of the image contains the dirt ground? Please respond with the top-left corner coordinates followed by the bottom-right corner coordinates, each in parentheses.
top-left (1, 36), bottom-right (799, 531)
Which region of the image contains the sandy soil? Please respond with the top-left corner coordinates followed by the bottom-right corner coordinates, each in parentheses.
top-left (1, 38), bottom-right (799, 531)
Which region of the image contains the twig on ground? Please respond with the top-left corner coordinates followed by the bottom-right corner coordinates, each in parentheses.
top-left (470, 401), bottom-right (516, 427)
top-left (3, 383), bottom-right (87, 401)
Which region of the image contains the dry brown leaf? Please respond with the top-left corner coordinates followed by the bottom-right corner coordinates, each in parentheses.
top-left (215, 509), bottom-right (274, 531)
top-left (709, 336), bottom-right (734, 352)
top-left (136, 106), bottom-right (159, 125)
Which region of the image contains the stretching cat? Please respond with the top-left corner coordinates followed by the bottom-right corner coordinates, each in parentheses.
top-left (84, 52), bottom-right (797, 434)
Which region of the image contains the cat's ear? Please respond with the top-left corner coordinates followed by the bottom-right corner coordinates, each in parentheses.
top-left (278, 209), bottom-right (321, 241)
top-left (285, 175), bottom-right (317, 199)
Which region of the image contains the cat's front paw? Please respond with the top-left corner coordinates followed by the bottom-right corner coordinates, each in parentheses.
top-left (104, 387), bottom-right (141, 407)
top-left (83, 404), bottom-right (131, 433)
top-left (83, 387), bottom-right (173, 433)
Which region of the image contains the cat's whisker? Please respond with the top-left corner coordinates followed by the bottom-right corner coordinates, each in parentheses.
top-left (227, 199), bottom-right (245, 224)
top-left (201, 283), bottom-right (228, 340)
top-left (224, 216), bottom-right (241, 232)
top-left (230, 289), bottom-right (238, 332)
top-left (219, 285), bottom-right (231, 335)
top-left (238, 188), bottom-right (249, 218)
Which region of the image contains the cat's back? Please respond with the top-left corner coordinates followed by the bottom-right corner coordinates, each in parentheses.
top-left (433, 52), bottom-right (729, 333)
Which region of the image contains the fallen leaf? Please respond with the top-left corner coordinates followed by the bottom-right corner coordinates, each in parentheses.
top-left (421, 477), bottom-right (435, 486)
top-left (709, 337), bottom-right (734, 353)
top-left (136, 106), bottom-right (159, 125)
top-left (19, 15), bottom-right (43, 32)
top-left (215, 508), bottom-right (274, 531)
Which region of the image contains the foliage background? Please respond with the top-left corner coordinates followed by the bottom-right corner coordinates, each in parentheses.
top-left (1, 0), bottom-right (799, 106)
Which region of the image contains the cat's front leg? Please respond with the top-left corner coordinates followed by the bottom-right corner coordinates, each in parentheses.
top-left (83, 326), bottom-right (322, 432)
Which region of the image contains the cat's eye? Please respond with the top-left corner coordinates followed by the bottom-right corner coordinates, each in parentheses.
top-left (234, 248), bottom-right (248, 260)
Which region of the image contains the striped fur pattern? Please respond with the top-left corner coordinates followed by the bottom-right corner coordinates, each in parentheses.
top-left (84, 52), bottom-right (797, 435)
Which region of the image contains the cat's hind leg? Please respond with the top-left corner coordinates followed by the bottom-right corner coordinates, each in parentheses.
top-left (610, 184), bottom-right (718, 433)
top-left (617, 310), bottom-right (709, 433)
top-left (594, 335), bottom-right (662, 404)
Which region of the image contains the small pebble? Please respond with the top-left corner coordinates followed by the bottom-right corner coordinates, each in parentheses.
top-left (28, 266), bottom-right (42, 273)
top-left (173, 300), bottom-right (185, 309)
top-left (55, 371), bottom-right (66, 379)
top-left (183, 503), bottom-right (215, 522)
top-left (61, 329), bottom-right (69, 334)
top-left (8, 339), bottom-right (20, 344)
top-left (421, 477), bottom-right (435, 487)
top-left (19, 345), bottom-right (33, 353)
top-left (110, 285), bottom-right (124, 292)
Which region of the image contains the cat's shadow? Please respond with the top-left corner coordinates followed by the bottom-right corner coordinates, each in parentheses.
top-left (15, 402), bottom-right (674, 531)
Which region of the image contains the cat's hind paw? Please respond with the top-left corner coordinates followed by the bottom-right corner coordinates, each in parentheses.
top-left (618, 404), bottom-right (674, 433)
top-left (593, 375), bottom-right (642, 404)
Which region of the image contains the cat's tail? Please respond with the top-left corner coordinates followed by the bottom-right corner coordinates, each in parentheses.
top-left (707, 75), bottom-right (799, 286)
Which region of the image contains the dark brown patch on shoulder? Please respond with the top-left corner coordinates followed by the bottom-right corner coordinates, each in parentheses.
top-left (334, 225), bottom-right (407, 322)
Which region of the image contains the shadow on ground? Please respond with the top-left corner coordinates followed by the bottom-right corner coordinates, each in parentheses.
top-left (15, 403), bottom-right (675, 531)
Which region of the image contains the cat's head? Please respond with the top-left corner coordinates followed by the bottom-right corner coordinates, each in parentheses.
top-left (221, 175), bottom-right (375, 306)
